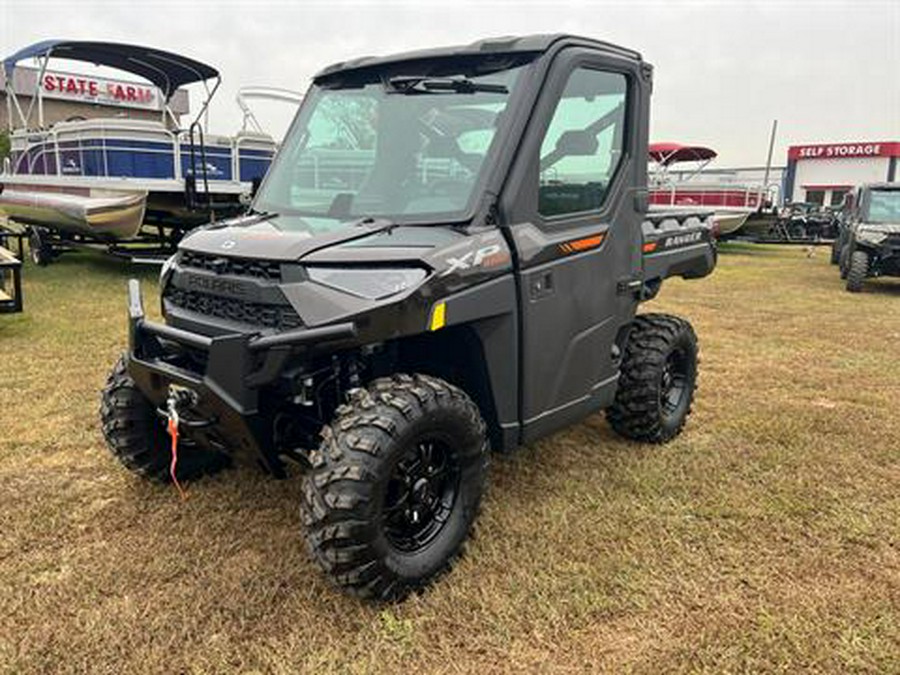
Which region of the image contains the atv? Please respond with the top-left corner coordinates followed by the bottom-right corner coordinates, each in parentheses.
top-left (837, 184), bottom-right (900, 292)
top-left (100, 34), bottom-right (717, 600)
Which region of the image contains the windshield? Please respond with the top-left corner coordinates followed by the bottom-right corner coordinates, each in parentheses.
top-left (866, 189), bottom-right (900, 224)
top-left (253, 64), bottom-right (528, 234)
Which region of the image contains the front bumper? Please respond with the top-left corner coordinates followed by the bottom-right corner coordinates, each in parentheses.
top-left (125, 279), bottom-right (356, 461)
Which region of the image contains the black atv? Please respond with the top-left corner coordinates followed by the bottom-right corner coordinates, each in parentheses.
top-left (837, 184), bottom-right (900, 292)
top-left (100, 34), bottom-right (717, 600)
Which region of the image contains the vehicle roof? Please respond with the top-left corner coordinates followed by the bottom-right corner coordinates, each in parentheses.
top-left (313, 34), bottom-right (643, 83)
top-left (2, 40), bottom-right (219, 99)
top-left (861, 182), bottom-right (900, 190)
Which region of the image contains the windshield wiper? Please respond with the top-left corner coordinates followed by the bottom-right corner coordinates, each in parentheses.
top-left (347, 216), bottom-right (401, 234)
top-left (385, 76), bottom-right (508, 95)
top-left (203, 208), bottom-right (278, 230)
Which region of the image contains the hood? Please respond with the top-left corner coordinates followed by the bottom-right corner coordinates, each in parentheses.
top-left (180, 213), bottom-right (466, 264)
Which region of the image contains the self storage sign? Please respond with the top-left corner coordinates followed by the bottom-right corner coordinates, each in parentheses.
top-left (39, 70), bottom-right (160, 110)
top-left (788, 142), bottom-right (900, 160)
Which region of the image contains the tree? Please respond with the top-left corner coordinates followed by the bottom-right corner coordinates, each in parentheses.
top-left (0, 130), bottom-right (9, 162)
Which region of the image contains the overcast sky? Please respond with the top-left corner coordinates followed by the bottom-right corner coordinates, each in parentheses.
top-left (2, 0), bottom-right (898, 166)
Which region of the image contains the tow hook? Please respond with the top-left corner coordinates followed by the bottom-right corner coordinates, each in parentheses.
top-left (165, 387), bottom-right (199, 500)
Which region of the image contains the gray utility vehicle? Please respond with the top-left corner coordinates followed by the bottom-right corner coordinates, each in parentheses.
top-left (100, 34), bottom-right (717, 600)
top-left (837, 184), bottom-right (900, 292)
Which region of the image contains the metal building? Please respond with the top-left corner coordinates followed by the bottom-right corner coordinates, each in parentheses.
top-left (783, 141), bottom-right (899, 207)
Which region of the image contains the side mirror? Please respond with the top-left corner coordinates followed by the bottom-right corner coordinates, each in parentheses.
top-left (555, 129), bottom-right (598, 157)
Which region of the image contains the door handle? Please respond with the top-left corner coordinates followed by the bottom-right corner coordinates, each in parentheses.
top-left (616, 277), bottom-right (643, 295)
top-left (529, 271), bottom-right (554, 300)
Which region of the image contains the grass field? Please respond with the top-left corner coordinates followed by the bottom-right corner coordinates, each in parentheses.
top-left (1, 241), bottom-right (898, 674)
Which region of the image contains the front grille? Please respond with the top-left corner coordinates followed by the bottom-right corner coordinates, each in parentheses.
top-left (180, 251), bottom-right (282, 281)
top-left (165, 287), bottom-right (302, 331)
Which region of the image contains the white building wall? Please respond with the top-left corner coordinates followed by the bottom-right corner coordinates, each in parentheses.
top-left (792, 157), bottom-right (890, 202)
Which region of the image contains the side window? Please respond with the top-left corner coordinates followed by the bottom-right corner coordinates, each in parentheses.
top-left (538, 68), bottom-right (627, 218)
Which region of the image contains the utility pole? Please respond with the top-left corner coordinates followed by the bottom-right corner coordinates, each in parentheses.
top-left (763, 119), bottom-right (778, 203)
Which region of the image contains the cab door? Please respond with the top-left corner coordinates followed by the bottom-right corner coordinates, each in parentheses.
top-left (500, 48), bottom-right (649, 442)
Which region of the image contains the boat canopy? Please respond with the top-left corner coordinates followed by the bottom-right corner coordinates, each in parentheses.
top-left (3, 40), bottom-right (219, 100)
top-left (649, 143), bottom-right (718, 166)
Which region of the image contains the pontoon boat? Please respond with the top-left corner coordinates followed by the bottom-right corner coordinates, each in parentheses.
top-left (0, 41), bottom-right (279, 263)
top-left (648, 143), bottom-right (771, 236)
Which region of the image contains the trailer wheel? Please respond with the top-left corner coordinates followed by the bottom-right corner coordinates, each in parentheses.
top-left (99, 355), bottom-right (230, 482)
top-left (845, 250), bottom-right (869, 293)
top-left (28, 228), bottom-right (53, 266)
top-left (607, 313), bottom-right (698, 444)
top-left (300, 374), bottom-right (489, 601)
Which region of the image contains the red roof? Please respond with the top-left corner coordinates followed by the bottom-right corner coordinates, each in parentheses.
top-left (649, 143), bottom-right (718, 165)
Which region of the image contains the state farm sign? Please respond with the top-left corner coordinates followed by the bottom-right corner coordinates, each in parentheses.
top-left (788, 142), bottom-right (900, 161)
top-left (39, 70), bottom-right (161, 110)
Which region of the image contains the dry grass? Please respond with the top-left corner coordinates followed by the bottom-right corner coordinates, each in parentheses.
top-left (1, 242), bottom-right (898, 674)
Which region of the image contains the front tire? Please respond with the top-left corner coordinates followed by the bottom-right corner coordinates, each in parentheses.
top-left (607, 313), bottom-right (699, 444)
top-left (300, 374), bottom-right (489, 601)
top-left (99, 355), bottom-right (230, 482)
top-left (839, 245), bottom-right (850, 279)
top-left (846, 250), bottom-right (869, 292)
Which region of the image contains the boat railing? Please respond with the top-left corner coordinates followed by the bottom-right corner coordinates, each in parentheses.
top-left (7, 120), bottom-right (183, 180)
top-left (649, 182), bottom-right (767, 210)
top-left (3, 120), bottom-right (275, 189)
top-left (186, 120), bottom-right (209, 211)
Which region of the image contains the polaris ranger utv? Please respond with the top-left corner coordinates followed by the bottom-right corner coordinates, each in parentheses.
top-left (837, 184), bottom-right (900, 292)
top-left (100, 34), bottom-right (716, 600)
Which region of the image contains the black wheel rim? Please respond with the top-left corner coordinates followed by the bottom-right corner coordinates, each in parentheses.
top-left (660, 348), bottom-right (689, 418)
top-left (382, 436), bottom-right (460, 553)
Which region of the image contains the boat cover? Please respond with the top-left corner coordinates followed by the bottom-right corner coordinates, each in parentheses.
top-left (649, 143), bottom-right (718, 165)
top-left (3, 40), bottom-right (218, 99)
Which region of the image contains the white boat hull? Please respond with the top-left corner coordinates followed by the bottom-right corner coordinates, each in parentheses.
top-left (649, 204), bottom-right (751, 235)
top-left (711, 211), bottom-right (751, 235)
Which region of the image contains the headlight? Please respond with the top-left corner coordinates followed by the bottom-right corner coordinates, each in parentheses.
top-left (307, 267), bottom-right (427, 300)
top-left (857, 228), bottom-right (888, 245)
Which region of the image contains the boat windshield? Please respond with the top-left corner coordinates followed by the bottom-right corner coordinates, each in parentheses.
top-left (253, 64), bottom-right (527, 234)
top-left (866, 189), bottom-right (900, 224)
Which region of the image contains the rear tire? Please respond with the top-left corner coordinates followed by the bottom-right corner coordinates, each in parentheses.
top-left (99, 355), bottom-right (230, 482)
top-left (846, 250), bottom-right (869, 293)
top-left (607, 313), bottom-right (698, 444)
top-left (300, 374), bottom-right (489, 601)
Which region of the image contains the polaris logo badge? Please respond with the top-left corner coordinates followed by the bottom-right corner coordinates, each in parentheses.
top-left (184, 274), bottom-right (250, 299)
top-left (221, 240), bottom-right (237, 250)
top-left (664, 232), bottom-right (703, 248)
